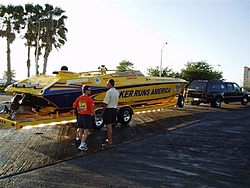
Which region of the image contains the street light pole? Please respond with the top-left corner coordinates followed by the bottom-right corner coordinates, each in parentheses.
top-left (160, 42), bottom-right (167, 77)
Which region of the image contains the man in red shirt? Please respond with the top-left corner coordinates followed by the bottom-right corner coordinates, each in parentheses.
top-left (73, 85), bottom-right (96, 151)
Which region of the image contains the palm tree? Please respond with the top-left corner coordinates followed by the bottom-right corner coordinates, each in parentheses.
top-left (4, 70), bottom-right (16, 80)
top-left (22, 4), bottom-right (67, 76)
top-left (23, 3), bottom-right (43, 77)
top-left (40, 4), bottom-right (67, 74)
top-left (116, 60), bottom-right (134, 70)
top-left (0, 4), bottom-right (25, 85)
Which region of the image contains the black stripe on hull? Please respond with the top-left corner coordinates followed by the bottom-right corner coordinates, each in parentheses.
top-left (115, 81), bottom-right (185, 90)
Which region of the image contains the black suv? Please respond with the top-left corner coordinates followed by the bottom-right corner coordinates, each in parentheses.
top-left (185, 80), bottom-right (249, 108)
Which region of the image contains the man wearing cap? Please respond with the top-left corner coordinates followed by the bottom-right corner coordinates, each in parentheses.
top-left (101, 79), bottom-right (119, 146)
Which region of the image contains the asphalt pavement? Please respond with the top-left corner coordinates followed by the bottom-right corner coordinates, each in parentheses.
top-left (0, 103), bottom-right (249, 188)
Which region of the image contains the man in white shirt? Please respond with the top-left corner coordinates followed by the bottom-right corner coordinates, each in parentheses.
top-left (101, 79), bottom-right (119, 146)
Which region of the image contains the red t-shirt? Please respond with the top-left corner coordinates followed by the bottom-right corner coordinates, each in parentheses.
top-left (73, 95), bottom-right (95, 115)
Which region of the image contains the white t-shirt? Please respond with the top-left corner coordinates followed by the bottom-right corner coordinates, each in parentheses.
top-left (103, 88), bottom-right (119, 108)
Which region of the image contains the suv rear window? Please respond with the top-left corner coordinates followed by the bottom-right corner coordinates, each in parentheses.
top-left (188, 81), bottom-right (207, 91)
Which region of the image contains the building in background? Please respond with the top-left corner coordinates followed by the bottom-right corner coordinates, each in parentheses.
top-left (243, 66), bottom-right (250, 88)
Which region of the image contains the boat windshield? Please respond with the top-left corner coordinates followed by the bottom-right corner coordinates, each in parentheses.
top-left (112, 72), bottom-right (136, 77)
top-left (112, 70), bottom-right (144, 77)
top-left (134, 71), bottom-right (144, 76)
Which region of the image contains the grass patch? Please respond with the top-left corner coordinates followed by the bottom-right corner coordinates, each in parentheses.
top-left (0, 85), bottom-right (6, 93)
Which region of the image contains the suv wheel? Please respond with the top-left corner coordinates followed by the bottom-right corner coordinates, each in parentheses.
top-left (241, 96), bottom-right (248, 105)
top-left (211, 97), bottom-right (222, 108)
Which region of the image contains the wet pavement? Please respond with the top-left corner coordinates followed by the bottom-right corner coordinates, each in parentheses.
top-left (0, 98), bottom-right (249, 187)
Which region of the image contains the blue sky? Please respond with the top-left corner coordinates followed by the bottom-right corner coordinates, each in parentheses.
top-left (0, 0), bottom-right (249, 85)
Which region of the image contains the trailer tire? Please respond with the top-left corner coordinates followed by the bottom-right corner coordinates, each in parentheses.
top-left (112, 110), bottom-right (119, 127)
top-left (93, 109), bottom-right (104, 130)
top-left (118, 107), bottom-right (133, 125)
top-left (177, 95), bottom-right (184, 108)
top-left (93, 109), bottom-right (118, 130)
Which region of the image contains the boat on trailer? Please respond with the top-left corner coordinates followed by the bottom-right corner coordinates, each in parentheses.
top-left (0, 68), bottom-right (187, 129)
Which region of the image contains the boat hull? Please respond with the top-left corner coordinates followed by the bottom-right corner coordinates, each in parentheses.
top-left (1, 69), bottom-right (188, 129)
top-left (40, 81), bottom-right (186, 109)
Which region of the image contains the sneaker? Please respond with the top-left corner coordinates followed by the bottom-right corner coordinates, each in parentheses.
top-left (75, 138), bottom-right (81, 144)
top-left (78, 143), bottom-right (88, 151)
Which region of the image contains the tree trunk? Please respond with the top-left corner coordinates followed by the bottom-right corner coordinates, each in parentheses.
top-left (6, 38), bottom-right (11, 86)
top-left (5, 22), bottom-right (11, 87)
top-left (26, 45), bottom-right (31, 77)
top-left (43, 46), bottom-right (51, 74)
top-left (43, 53), bottom-right (48, 74)
top-left (43, 57), bottom-right (48, 74)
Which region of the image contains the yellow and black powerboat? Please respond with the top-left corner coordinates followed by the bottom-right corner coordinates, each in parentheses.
top-left (1, 68), bottom-right (187, 129)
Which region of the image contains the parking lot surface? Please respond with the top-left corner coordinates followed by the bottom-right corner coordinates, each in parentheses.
top-left (0, 98), bottom-right (249, 187)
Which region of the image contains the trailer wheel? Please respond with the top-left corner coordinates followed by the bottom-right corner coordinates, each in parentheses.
top-left (93, 109), bottom-right (104, 130)
top-left (177, 95), bottom-right (184, 108)
top-left (112, 110), bottom-right (119, 127)
top-left (118, 107), bottom-right (133, 125)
